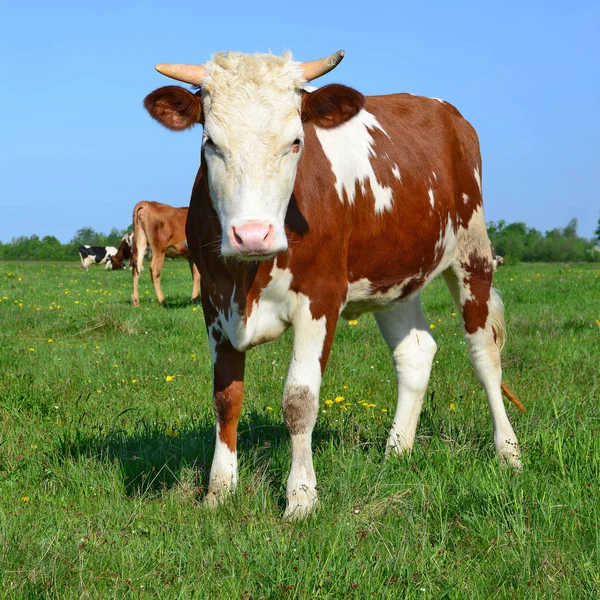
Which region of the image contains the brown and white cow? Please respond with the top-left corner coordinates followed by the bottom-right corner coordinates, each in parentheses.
top-left (107, 232), bottom-right (133, 270)
top-left (145, 50), bottom-right (524, 518)
top-left (130, 201), bottom-right (200, 305)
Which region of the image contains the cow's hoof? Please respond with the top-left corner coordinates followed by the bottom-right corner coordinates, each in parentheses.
top-left (204, 487), bottom-right (230, 510)
top-left (131, 298), bottom-right (140, 307)
top-left (284, 489), bottom-right (318, 521)
top-left (498, 449), bottom-right (522, 473)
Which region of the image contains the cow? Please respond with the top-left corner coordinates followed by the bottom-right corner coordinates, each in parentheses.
top-left (491, 246), bottom-right (505, 272)
top-left (144, 50), bottom-right (524, 519)
top-left (78, 245), bottom-right (118, 271)
top-left (130, 200), bottom-right (200, 305)
top-left (107, 232), bottom-right (133, 270)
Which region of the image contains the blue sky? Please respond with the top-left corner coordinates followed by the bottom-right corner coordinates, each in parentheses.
top-left (1, 0), bottom-right (598, 243)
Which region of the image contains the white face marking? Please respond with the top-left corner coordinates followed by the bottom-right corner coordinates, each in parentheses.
top-left (474, 167), bottom-right (481, 193)
top-left (314, 109), bottom-right (394, 214)
top-left (200, 52), bottom-right (306, 257)
top-left (392, 164), bottom-right (401, 181)
top-left (428, 188), bottom-right (435, 208)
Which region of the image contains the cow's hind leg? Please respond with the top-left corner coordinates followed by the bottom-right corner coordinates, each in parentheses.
top-left (443, 263), bottom-right (521, 470)
top-left (187, 258), bottom-right (201, 303)
top-left (150, 251), bottom-right (166, 305)
top-left (131, 225), bottom-right (148, 306)
top-left (374, 294), bottom-right (437, 456)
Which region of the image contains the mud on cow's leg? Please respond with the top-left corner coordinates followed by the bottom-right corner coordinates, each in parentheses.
top-left (282, 299), bottom-right (337, 520)
top-left (204, 306), bottom-right (245, 508)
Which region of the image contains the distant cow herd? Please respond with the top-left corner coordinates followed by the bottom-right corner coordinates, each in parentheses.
top-left (74, 49), bottom-right (521, 519)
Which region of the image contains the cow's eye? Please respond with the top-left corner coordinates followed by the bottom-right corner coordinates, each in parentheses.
top-left (204, 137), bottom-right (215, 148)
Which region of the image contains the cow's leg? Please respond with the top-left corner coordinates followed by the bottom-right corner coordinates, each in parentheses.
top-left (283, 299), bottom-right (337, 520)
top-left (443, 265), bottom-right (521, 470)
top-left (149, 251), bottom-right (166, 305)
top-left (188, 258), bottom-right (201, 303)
top-left (204, 306), bottom-right (245, 508)
top-left (131, 233), bottom-right (148, 307)
top-left (374, 294), bottom-right (437, 456)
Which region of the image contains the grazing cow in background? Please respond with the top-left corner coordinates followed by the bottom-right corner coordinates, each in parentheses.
top-left (145, 50), bottom-right (524, 518)
top-left (131, 201), bottom-right (200, 305)
top-left (78, 245), bottom-right (118, 271)
top-left (107, 232), bottom-right (134, 270)
top-left (491, 246), bottom-right (505, 272)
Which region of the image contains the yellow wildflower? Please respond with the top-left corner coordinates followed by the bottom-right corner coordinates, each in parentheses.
top-left (451, 312), bottom-right (457, 317)
top-left (21, 497), bottom-right (29, 503)
top-left (265, 406), bottom-right (273, 411)
top-left (29, 348), bottom-right (35, 352)
top-left (165, 375), bottom-right (175, 381)
top-left (335, 396), bottom-right (345, 403)
top-left (429, 324), bottom-right (435, 330)
top-left (132, 379), bottom-right (138, 384)
top-left (47, 339), bottom-right (53, 343)
top-left (348, 320), bottom-right (358, 326)
top-left (324, 399), bottom-right (334, 406)
top-left (343, 385), bottom-right (349, 390)
top-left (449, 403), bottom-right (456, 411)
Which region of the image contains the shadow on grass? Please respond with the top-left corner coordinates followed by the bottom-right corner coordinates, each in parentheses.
top-left (53, 408), bottom-right (337, 502)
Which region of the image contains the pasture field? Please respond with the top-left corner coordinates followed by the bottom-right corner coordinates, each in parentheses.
top-left (0, 260), bottom-right (598, 599)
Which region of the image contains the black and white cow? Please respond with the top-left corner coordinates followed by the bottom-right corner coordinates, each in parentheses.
top-left (78, 245), bottom-right (118, 271)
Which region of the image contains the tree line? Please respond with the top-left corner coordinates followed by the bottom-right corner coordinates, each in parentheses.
top-left (488, 217), bottom-right (599, 264)
top-left (1, 218), bottom-right (599, 263)
top-left (0, 227), bottom-right (131, 261)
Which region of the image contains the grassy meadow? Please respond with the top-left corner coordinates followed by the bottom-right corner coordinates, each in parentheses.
top-left (0, 260), bottom-right (598, 598)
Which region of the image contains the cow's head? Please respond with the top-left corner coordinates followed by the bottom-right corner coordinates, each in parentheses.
top-left (145, 51), bottom-right (363, 260)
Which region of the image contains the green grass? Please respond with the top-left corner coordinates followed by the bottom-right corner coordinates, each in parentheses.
top-left (0, 261), bottom-right (598, 599)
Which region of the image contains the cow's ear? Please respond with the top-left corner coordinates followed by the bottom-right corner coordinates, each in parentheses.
top-left (144, 86), bottom-right (203, 131)
top-left (301, 84), bottom-right (365, 128)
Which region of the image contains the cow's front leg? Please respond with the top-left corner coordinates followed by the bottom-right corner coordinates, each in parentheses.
top-left (283, 301), bottom-right (337, 520)
top-left (205, 321), bottom-right (245, 508)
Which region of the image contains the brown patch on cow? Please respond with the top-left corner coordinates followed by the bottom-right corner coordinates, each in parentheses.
top-left (211, 330), bottom-right (245, 452)
top-left (144, 86), bottom-right (203, 131)
top-left (301, 85), bottom-right (365, 128)
top-left (283, 385), bottom-right (316, 435)
top-left (110, 237), bottom-right (132, 270)
top-left (461, 251), bottom-right (493, 334)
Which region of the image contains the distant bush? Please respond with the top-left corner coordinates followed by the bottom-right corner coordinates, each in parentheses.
top-left (0, 226), bottom-right (132, 261)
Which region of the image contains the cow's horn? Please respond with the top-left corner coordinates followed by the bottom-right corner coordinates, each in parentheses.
top-left (301, 50), bottom-right (345, 82)
top-left (155, 64), bottom-right (206, 86)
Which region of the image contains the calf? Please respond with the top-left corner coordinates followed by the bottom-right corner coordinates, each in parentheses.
top-left (131, 201), bottom-right (200, 305)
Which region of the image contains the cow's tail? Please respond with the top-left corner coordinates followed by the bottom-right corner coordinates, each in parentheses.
top-left (131, 201), bottom-right (149, 275)
top-left (489, 288), bottom-right (525, 413)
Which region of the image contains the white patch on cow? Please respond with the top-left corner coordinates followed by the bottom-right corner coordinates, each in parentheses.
top-left (392, 164), bottom-right (401, 181)
top-left (205, 422), bottom-right (239, 507)
top-left (462, 192), bottom-right (470, 204)
top-left (434, 218), bottom-right (456, 257)
top-left (430, 97), bottom-right (445, 104)
top-left (428, 188), bottom-right (435, 208)
top-left (432, 171), bottom-right (437, 181)
top-left (217, 264), bottom-right (297, 352)
top-left (314, 109), bottom-right (394, 214)
top-left (474, 167), bottom-right (481, 193)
